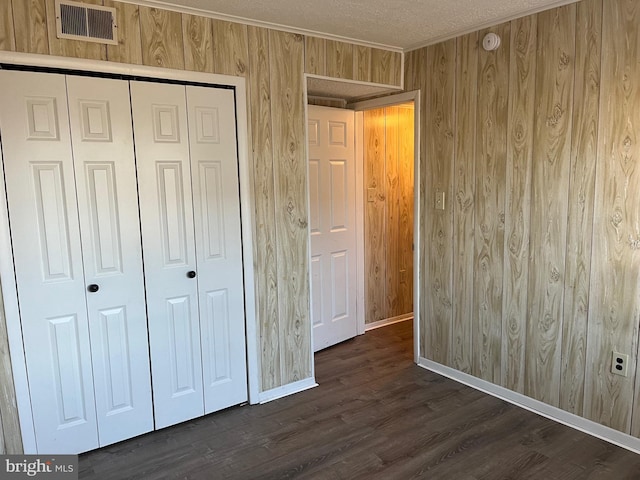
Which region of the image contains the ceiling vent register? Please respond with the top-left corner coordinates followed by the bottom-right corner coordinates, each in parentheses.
top-left (55, 0), bottom-right (118, 45)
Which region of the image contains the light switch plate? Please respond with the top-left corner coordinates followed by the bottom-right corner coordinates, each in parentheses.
top-left (435, 191), bottom-right (445, 210)
top-left (367, 187), bottom-right (376, 202)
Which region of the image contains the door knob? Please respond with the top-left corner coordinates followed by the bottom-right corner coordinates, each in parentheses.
top-left (87, 284), bottom-right (100, 293)
top-left (187, 271), bottom-right (196, 278)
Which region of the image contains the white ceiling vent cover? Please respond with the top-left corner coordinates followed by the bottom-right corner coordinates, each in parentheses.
top-left (55, 0), bottom-right (118, 45)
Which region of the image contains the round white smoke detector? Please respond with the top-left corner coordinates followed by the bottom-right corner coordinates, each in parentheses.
top-left (482, 32), bottom-right (501, 51)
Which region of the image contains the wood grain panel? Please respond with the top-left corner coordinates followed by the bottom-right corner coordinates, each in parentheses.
top-left (325, 40), bottom-right (353, 80)
top-left (268, 30), bottom-right (310, 384)
top-left (502, 15), bottom-right (536, 394)
top-left (212, 20), bottom-right (248, 77)
top-left (364, 108), bottom-right (386, 323)
top-left (403, 49), bottom-right (420, 92)
top-left (385, 106), bottom-right (400, 315)
top-left (525, 5), bottom-right (575, 406)
top-left (398, 106), bottom-right (414, 315)
top-left (452, 32), bottom-right (478, 374)
top-left (304, 36), bottom-right (325, 75)
top-left (364, 105), bottom-right (415, 323)
top-left (0, 289), bottom-right (22, 454)
top-left (472, 23), bottom-right (510, 383)
top-left (247, 26), bottom-right (281, 391)
top-left (105, 0), bottom-right (142, 65)
top-left (139, 6), bottom-right (184, 69)
top-left (182, 14), bottom-right (214, 73)
top-left (585, 0), bottom-right (640, 433)
top-left (12, 0), bottom-right (48, 54)
top-left (371, 48), bottom-right (400, 86)
top-left (0, 0), bottom-right (15, 52)
top-left (425, 39), bottom-right (456, 366)
top-left (354, 45), bottom-right (372, 82)
top-left (391, 51), bottom-right (402, 86)
top-left (45, 0), bottom-right (106, 60)
top-left (560, 0), bottom-right (601, 416)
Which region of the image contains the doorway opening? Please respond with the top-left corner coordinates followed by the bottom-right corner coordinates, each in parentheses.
top-left (306, 84), bottom-right (418, 359)
top-left (360, 102), bottom-right (415, 332)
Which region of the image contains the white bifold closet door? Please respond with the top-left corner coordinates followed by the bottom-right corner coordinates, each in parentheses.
top-left (0, 71), bottom-right (153, 453)
top-left (130, 81), bottom-right (247, 429)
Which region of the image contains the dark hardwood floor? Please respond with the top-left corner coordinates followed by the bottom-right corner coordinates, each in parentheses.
top-left (80, 321), bottom-right (640, 479)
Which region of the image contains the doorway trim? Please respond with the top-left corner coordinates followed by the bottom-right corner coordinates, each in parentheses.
top-left (0, 51), bottom-right (259, 453)
top-left (350, 90), bottom-right (421, 363)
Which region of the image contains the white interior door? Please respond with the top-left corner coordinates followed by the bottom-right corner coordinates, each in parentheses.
top-left (66, 75), bottom-right (153, 446)
top-left (0, 71), bottom-right (99, 453)
top-left (308, 106), bottom-right (358, 352)
top-left (186, 86), bottom-right (248, 413)
top-left (131, 81), bottom-right (204, 429)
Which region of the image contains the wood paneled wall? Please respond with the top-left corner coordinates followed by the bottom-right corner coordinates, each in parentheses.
top-left (305, 36), bottom-right (402, 86)
top-left (0, 0), bottom-right (403, 454)
top-left (405, 0), bottom-right (640, 438)
top-left (364, 106), bottom-right (414, 324)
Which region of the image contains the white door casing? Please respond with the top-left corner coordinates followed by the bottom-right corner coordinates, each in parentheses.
top-left (308, 106), bottom-right (358, 352)
top-left (186, 85), bottom-right (248, 414)
top-left (65, 75), bottom-right (154, 446)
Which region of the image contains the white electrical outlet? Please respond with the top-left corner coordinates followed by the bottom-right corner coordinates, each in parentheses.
top-left (611, 351), bottom-right (629, 377)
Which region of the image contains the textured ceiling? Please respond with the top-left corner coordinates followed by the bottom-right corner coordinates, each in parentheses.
top-left (135, 0), bottom-right (578, 50)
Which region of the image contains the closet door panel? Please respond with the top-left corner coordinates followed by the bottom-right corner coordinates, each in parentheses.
top-left (186, 86), bottom-right (248, 412)
top-left (66, 76), bottom-right (153, 446)
top-left (130, 81), bottom-right (204, 428)
top-left (0, 71), bottom-right (98, 453)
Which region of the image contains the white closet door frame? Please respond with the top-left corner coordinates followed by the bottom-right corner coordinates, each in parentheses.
top-left (0, 52), bottom-right (259, 453)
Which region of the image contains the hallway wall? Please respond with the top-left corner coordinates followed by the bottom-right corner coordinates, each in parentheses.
top-left (364, 105), bottom-right (414, 324)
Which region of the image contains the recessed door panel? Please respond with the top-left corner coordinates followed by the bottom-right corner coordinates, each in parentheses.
top-left (202, 289), bottom-right (231, 387)
top-left (167, 295), bottom-right (198, 396)
top-left (48, 314), bottom-right (88, 427)
top-left (98, 306), bottom-right (133, 413)
top-left (32, 162), bottom-right (73, 281)
top-left (199, 162), bottom-right (225, 260)
top-left (85, 162), bottom-right (122, 274)
top-left (157, 162), bottom-right (189, 265)
top-left (330, 160), bottom-right (348, 231)
top-left (331, 251), bottom-right (349, 320)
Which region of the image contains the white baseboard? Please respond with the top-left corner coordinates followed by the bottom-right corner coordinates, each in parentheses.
top-left (258, 377), bottom-right (318, 404)
top-left (365, 313), bottom-right (413, 331)
top-left (418, 357), bottom-right (640, 455)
